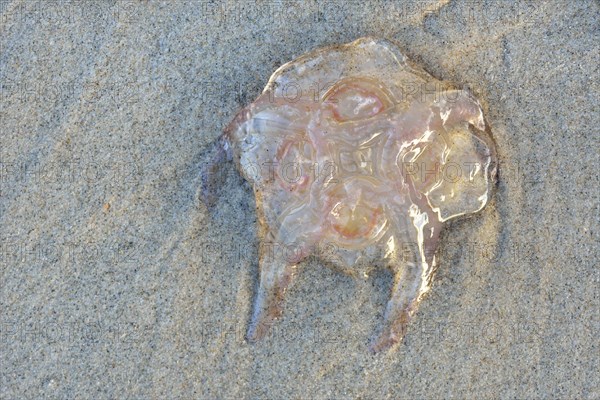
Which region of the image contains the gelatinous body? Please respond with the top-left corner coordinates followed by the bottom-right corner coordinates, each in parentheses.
top-left (202, 38), bottom-right (497, 352)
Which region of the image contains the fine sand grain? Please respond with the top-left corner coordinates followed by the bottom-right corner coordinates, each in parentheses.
top-left (1, 1), bottom-right (598, 398)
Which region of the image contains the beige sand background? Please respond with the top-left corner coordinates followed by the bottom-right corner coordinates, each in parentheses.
top-left (1, 1), bottom-right (598, 398)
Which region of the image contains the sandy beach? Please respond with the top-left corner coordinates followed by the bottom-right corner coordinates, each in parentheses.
top-left (1, 1), bottom-right (598, 398)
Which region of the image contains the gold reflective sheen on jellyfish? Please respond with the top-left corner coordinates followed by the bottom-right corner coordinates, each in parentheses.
top-left (202, 38), bottom-right (497, 352)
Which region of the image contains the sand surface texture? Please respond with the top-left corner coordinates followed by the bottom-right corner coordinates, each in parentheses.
top-left (1, 1), bottom-right (598, 399)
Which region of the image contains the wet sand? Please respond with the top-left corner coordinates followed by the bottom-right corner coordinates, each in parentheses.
top-left (1, 1), bottom-right (598, 398)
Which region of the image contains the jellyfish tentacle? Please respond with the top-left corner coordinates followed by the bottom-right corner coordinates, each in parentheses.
top-left (371, 214), bottom-right (441, 352)
top-left (371, 252), bottom-right (431, 352)
top-left (247, 233), bottom-right (314, 342)
top-left (247, 260), bottom-right (298, 342)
